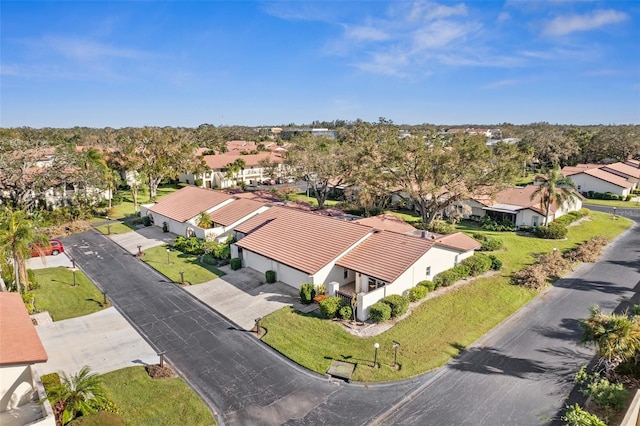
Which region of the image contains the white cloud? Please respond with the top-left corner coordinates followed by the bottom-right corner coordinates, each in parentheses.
top-left (41, 37), bottom-right (146, 61)
top-left (407, 1), bottom-right (468, 22)
top-left (482, 79), bottom-right (524, 89)
top-left (543, 9), bottom-right (628, 36)
top-left (412, 20), bottom-right (476, 50)
top-left (344, 25), bottom-right (390, 42)
top-left (497, 12), bottom-right (510, 23)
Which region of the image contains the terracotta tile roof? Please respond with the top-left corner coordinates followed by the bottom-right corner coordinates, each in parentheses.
top-left (209, 199), bottom-right (267, 226)
top-left (354, 214), bottom-right (417, 234)
top-left (148, 186), bottom-right (233, 223)
top-left (582, 168), bottom-right (633, 188)
top-left (0, 293), bottom-right (48, 365)
top-left (235, 207), bottom-right (372, 274)
top-left (435, 232), bottom-right (482, 252)
top-left (561, 164), bottom-right (602, 176)
top-left (624, 159), bottom-right (640, 167)
top-left (602, 162), bottom-right (640, 180)
top-left (228, 191), bottom-right (282, 203)
top-left (202, 151), bottom-right (283, 170)
top-left (336, 231), bottom-right (435, 283)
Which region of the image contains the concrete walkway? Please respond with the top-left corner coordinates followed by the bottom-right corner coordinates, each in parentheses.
top-left (35, 307), bottom-right (158, 376)
top-left (26, 252), bottom-right (73, 270)
top-left (185, 268), bottom-right (315, 331)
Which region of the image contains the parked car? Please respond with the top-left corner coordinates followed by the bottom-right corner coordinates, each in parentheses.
top-left (262, 179), bottom-right (276, 185)
top-left (31, 239), bottom-right (64, 257)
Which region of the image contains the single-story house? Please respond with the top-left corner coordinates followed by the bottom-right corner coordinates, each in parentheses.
top-left (231, 208), bottom-right (480, 321)
top-left (562, 163), bottom-right (637, 197)
top-left (140, 186), bottom-right (270, 240)
top-left (459, 184), bottom-right (583, 227)
top-left (0, 293), bottom-right (54, 426)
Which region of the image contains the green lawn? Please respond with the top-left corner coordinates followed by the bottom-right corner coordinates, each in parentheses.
top-left (582, 198), bottom-right (640, 208)
top-left (386, 209), bottom-right (421, 222)
top-left (288, 192), bottom-right (340, 207)
top-left (95, 222), bottom-right (137, 235)
top-left (142, 245), bottom-right (225, 284)
top-left (32, 267), bottom-right (106, 321)
top-left (100, 366), bottom-right (216, 426)
top-left (261, 211), bottom-right (633, 382)
top-left (107, 184), bottom-right (183, 220)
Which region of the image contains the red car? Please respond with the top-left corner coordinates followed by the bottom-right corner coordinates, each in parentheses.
top-left (31, 239), bottom-right (64, 257)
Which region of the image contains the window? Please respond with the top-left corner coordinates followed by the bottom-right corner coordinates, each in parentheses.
top-left (368, 277), bottom-right (388, 291)
top-left (426, 266), bottom-right (431, 277)
top-left (344, 268), bottom-right (348, 279)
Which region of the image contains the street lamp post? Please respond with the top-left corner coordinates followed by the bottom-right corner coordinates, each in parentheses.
top-left (71, 265), bottom-right (77, 287)
top-left (105, 216), bottom-right (111, 235)
top-left (373, 342), bottom-right (380, 368)
top-left (166, 248), bottom-right (170, 265)
top-left (255, 317), bottom-right (262, 334)
top-left (157, 350), bottom-right (166, 368)
top-left (137, 245), bottom-right (142, 257)
top-left (393, 341), bottom-right (400, 368)
top-left (613, 207), bottom-right (617, 218)
top-left (103, 292), bottom-right (108, 306)
top-left (179, 271), bottom-right (185, 285)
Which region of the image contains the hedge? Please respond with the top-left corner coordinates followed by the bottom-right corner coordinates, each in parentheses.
top-left (472, 233), bottom-right (504, 251)
top-left (381, 294), bottom-right (410, 318)
top-left (319, 296), bottom-right (343, 318)
top-left (534, 222), bottom-right (568, 239)
top-left (265, 270), bottom-right (276, 283)
top-left (408, 285), bottom-right (428, 302)
top-left (369, 302), bottom-right (392, 323)
top-left (461, 253), bottom-right (492, 276)
top-left (418, 280), bottom-right (436, 292)
top-left (230, 257), bottom-right (242, 270)
top-left (299, 283), bottom-right (316, 304)
top-left (339, 305), bottom-right (353, 320)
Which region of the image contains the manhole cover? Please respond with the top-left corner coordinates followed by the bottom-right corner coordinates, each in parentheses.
top-left (327, 360), bottom-right (355, 380)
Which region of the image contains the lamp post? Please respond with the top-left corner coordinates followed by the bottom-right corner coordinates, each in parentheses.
top-left (392, 341), bottom-right (400, 368)
top-left (137, 245), bottom-right (142, 257)
top-left (105, 216), bottom-right (111, 235)
top-left (613, 207), bottom-right (617, 218)
top-left (373, 342), bottom-right (380, 368)
top-left (157, 350), bottom-right (166, 368)
top-left (179, 271), bottom-right (185, 285)
top-left (103, 292), bottom-right (108, 306)
top-left (71, 264), bottom-right (77, 287)
top-left (166, 248), bottom-right (170, 265)
top-left (255, 317), bottom-right (262, 334)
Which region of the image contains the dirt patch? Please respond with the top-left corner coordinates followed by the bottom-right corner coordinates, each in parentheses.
top-left (146, 364), bottom-right (177, 380)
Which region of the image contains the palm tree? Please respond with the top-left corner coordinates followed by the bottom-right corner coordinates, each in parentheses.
top-left (196, 211), bottom-right (212, 229)
top-left (580, 305), bottom-right (640, 373)
top-left (0, 208), bottom-right (48, 293)
top-left (530, 164), bottom-right (578, 226)
top-left (46, 366), bottom-right (108, 426)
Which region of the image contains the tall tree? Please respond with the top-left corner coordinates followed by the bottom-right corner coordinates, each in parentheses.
top-left (518, 123), bottom-right (579, 167)
top-left (378, 132), bottom-right (525, 224)
top-left (530, 164), bottom-right (578, 226)
top-left (0, 208), bottom-right (48, 293)
top-left (46, 366), bottom-right (109, 426)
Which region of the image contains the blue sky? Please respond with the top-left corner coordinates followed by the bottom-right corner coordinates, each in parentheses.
top-left (1, 1), bottom-right (639, 128)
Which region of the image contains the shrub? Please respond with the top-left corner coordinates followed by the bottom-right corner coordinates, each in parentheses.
top-left (319, 296), bottom-right (343, 318)
top-left (40, 372), bottom-right (61, 390)
top-left (472, 233), bottom-right (503, 251)
top-left (426, 219), bottom-right (456, 235)
top-left (339, 305), bottom-right (353, 321)
top-left (562, 404), bottom-right (606, 426)
top-left (575, 366), bottom-right (629, 412)
top-left (488, 255), bottom-right (503, 271)
top-left (434, 270), bottom-right (459, 287)
top-left (22, 292), bottom-right (36, 314)
top-left (265, 270), bottom-right (276, 283)
top-left (162, 221), bottom-right (169, 232)
top-left (315, 283), bottom-right (326, 296)
top-left (68, 411), bottom-right (125, 426)
top-left (230, 257), bottom-right (242, 270)
top-left (173, 236), bottom-right (204, 255)
top-left (535, 222), bottom-right (567, 239)
top-left (381, 295), bottom-right (410, 318)
top-left (461, 254), bottom-right (492, 276)
top-left (369, 302), bottom-right (392, 323)
top-left (518, 225), bottom-right (534, 233)
top-left (408, 285), bottom-right (428, 302)
top-left (27, 269), bottom-right (39, 290)
top-left (299, 283), bottom-right (316, 304)
top-left (418, 280), bottom-right (436, 292)
top-left (481, 216), bottom-right (516, 232)
top-left (142, 216), bottom-right (152, 226)
top-left (451, 264), bottom-right (471, 278)
top-left (625, 194), bottom-right (633, 201)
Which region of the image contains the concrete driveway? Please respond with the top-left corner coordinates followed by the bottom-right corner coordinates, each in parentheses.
top-left (27, 252), bottom-right (73, 270)
top-left (108, 225), bottom-right (176, 255)
top-left (185, 268), bottom-right (314, 331)
top-left (35, 307), bottom-right (158, 376)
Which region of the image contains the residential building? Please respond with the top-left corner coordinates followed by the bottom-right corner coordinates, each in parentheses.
top-left (562, 162), bottom-right (637, 197)
top-left (0, 293), bottom-right (54, 426)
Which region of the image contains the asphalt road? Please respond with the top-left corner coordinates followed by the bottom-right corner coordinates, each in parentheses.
top-left (63, 231), bottom-right (417, 425)
top-left (62, 207), bottom-right (640, 425)
top-left (376, 208), bottom-right (640, 425)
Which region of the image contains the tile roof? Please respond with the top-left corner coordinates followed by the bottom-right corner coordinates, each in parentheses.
top-left (435, 232), bottom-right (482, 252)
top-left (624, 159), bottom-right (640, 167)
top-left (336, 231), bottom-right (435, 283)
top-left (209, 199), bottom-right (267, 226)
top-left (235, 207), bottom-right (372, 274)
top-left (202, 151), bottom-right (283, 170)
top-left (0, 293), bottom-right (48, 365)
top-left (602, 162), bottom-right (640, 180)
top-left (561, 164), bottom-right (602, 176)
top-left (354, 214), bottom-right (417, 234)
top-left (148, 186), bottom-right (233, 222)
top-left (582, 168), bottom-right (633, 188)
top-left (481, 185), bottom-right (580, 215)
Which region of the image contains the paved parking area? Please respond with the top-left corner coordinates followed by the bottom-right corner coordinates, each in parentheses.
top-left (35, 307), bottom-right (158, 376)
top-left (108, 225), bottom-right (176, 254)
top-left (185, 268), bottom-right (315, 330)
